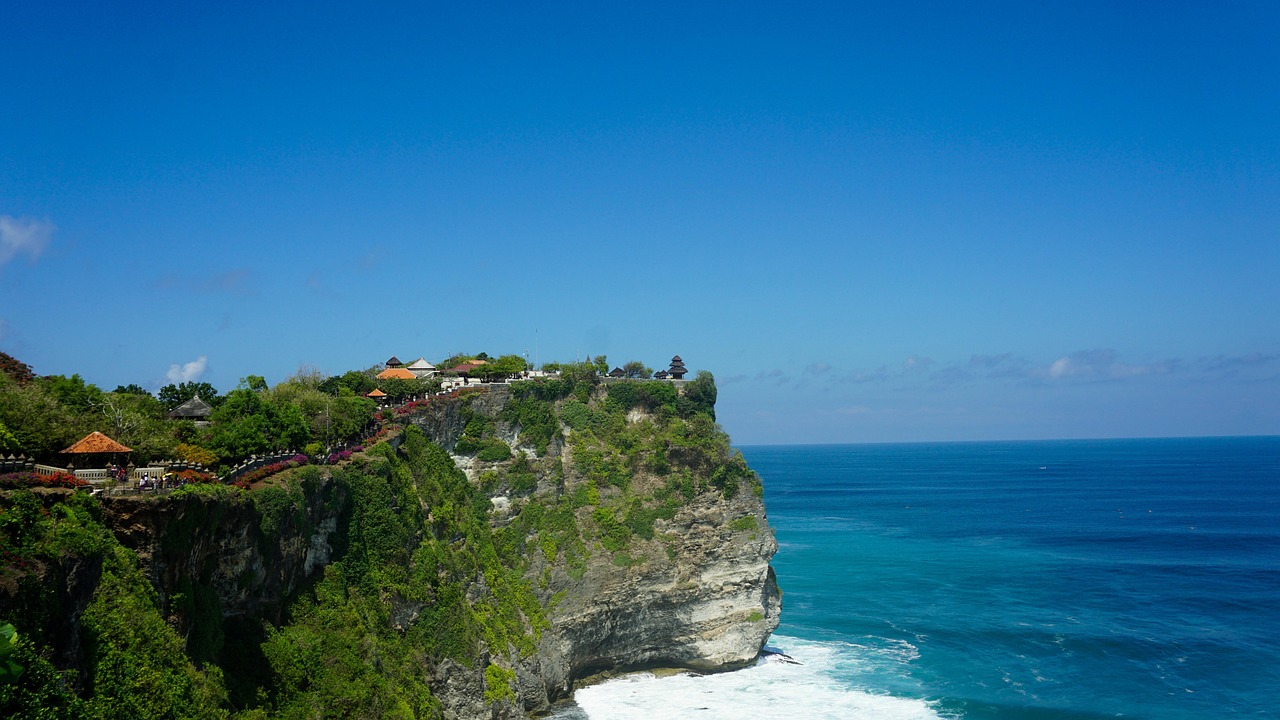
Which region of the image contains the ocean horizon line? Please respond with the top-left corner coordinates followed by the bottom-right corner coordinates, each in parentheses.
top-left (734, 433), bottom-right (1280, 450)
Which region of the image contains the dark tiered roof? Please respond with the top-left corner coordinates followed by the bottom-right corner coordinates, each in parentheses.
top-left (608, 367), bottom-right (625, 378)
top-left (385, 356), bottom-right (403, 367)
top-left (168, 394), bottom-right (213, 419)
top-left (668, 355), bottom-right (688, 379)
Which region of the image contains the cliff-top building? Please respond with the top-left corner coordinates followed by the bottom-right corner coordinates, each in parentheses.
top-left (376, 367), bottom-right (416, 381)
top-left (668, 355), bottom-right (688, 380)
top-left (406, 358), bottom-right (437, 378)
top-left (167, 395), bottom-right (213, 424)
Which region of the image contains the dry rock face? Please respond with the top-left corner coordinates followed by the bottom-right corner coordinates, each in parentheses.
top-left (534, 490), bottom-right (780, 698)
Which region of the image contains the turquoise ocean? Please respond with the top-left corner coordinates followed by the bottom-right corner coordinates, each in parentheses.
top-left (560, 437), bottom-right (1280, 719)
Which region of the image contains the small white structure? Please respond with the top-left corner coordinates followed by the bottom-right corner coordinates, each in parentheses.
top-left (406, 357), bottom-right (437, 378)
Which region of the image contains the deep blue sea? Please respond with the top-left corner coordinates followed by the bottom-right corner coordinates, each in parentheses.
top-left (564, 437), bottom-right (1280, 719)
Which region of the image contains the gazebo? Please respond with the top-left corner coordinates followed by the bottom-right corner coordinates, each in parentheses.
top-left (61, 431), bottom-right (132, 471)
top-left (366, 388), bottom-right (388, 405)
top-left (667, 355), bottom-right (688, 380)
top-left (608, 367), bottom-right (626, 378)
top-left (385, 356), bottom-right (403, 368)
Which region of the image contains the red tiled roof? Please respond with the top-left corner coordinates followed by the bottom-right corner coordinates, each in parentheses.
top-left (367, 388), bottom-right (387, 397)
top-left (62, 431), bottom-right (132, 454)
top-left (376, 367), bottom-right (416, 380)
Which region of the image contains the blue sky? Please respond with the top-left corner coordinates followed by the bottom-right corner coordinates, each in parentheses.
top-left (2, 2), bottom-right (1277, 444)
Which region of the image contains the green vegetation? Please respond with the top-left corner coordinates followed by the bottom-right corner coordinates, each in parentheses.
top-left (255, 427), bottom-right (544, 716)
top-left (503, 368), bottom-right (763, 562)
top-left (0, 489), bottom-right (226, 719)
top-left (0, 350), bottom-right (766, 718)
top-left (483, 663), bottom-right (516, 704)
top-left (0, 353), bottom-right (379, 472)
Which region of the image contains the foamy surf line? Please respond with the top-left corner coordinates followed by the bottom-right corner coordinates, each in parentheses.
top-left (556, 635), bottom-right (945, 720)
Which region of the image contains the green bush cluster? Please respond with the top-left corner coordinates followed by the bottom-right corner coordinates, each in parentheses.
top-left (0, 490), bottom-right (229, 720)
top-left (257, 427), bottom-right (546, 716)
top-left (501, 394), bottom-right (558, 456)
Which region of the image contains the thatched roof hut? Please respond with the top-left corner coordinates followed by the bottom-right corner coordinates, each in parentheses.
top-left (668, 355), bottom-right (688, 379)
top-left (167, 394), bottom-right (213, 420)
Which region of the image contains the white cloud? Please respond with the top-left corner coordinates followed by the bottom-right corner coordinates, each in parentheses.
top-left (803, 362), bottom-right (832, 376)
top-left (1041, 349), bottom-right (1176, 381)
top-left (902, 355), bottom-right (933, 371)
top-left (0, 215), bottom-right (55, 267)
top-left (166, 356), bottom-right (208, 384)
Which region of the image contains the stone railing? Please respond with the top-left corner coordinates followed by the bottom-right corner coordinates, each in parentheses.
top-left (1, 454), bottom-right (37, 474)
top-left (219, 452), bottom-right (304, 485)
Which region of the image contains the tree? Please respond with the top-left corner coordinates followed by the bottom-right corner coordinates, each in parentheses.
top-left (158, 382), bottom-right (220, 411)
top-left (622, 361), bottom-right (652, 379)
top-left (39, 374), bottom-right (104, 414)
top-left (207, 389), bottom-right (271, 459)
top-left (100, 391), bottom-right (174, 464)
top-left (0, 375), bottom-right (84, 457)
top-left (113, 384), bottom-right (152, 397)
top-left (0, 419), bottom-right (19, 453)
top-left (468, 355), bottom-right (527, 382)
top-left (319, 369), bottom-right (377, 396)
top-left (379, 377), bottom-right (422, 401)
top-left (0, 351), bottom-right (35, 385)
top-left (241, 375), bottom-right (268, 392)
top-left (680, 370), bottom-right (718, 420)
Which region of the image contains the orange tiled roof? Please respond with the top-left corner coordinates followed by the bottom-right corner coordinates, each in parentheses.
top-left (445, 360), bottom-right (488, 373)
top-left (62, 431), bottom-right (133, 454)
top-left (367, 388), bottom-right (387, 397)
top-left (376, 367), bottom-right (416, 380)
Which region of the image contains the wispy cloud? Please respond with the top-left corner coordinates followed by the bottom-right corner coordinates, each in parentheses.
top-left (839, 366), bottom-right (891, 384)
top-left (165, 356), bottom-right (208, 384)
top-left (755, 368), bottom-right (790, 386)
top-left (929, 353), bottom-right (1033, 387)
top-left (155, 267), bottom-right (255, 295)
top-left (1036, 349), bottom-right (1177, 382)
top-left (902, 355), bottom-right (933, 372)
top-left (803, 362), bottom-right (832, 377)
top-left (305, 270), bottom-right (338, 298)
top-left (1200, 352), bottom-right (1279, 374)
top-left (358, 245), bottom-right (388, 272)
top-left (0, 215), bottom-right (54, 267)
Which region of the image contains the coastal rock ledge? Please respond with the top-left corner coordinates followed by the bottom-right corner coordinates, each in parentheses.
top-left (532, 485), bottom-right (781, 702)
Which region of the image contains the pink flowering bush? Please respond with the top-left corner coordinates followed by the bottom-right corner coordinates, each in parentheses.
top-left (230, 456), bottom-right (310, 489)
top-left (0, 472), bottom-right (88, 490)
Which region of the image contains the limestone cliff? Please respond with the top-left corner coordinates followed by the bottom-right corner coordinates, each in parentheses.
top-left (0, 373), bottom-right (780, 719)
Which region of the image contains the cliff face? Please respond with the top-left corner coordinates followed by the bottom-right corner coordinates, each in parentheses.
top-left (533, 489), bottom-right (779, 690)
top-left (1, 376), bottom-right (779, 719)
top-left (410, 382), bottom-right (781, 713)
top-left (98, 475), bottom-right (344, 626)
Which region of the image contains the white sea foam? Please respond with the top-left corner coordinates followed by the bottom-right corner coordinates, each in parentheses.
top-left (562, 635), bottom-right (945, 720)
